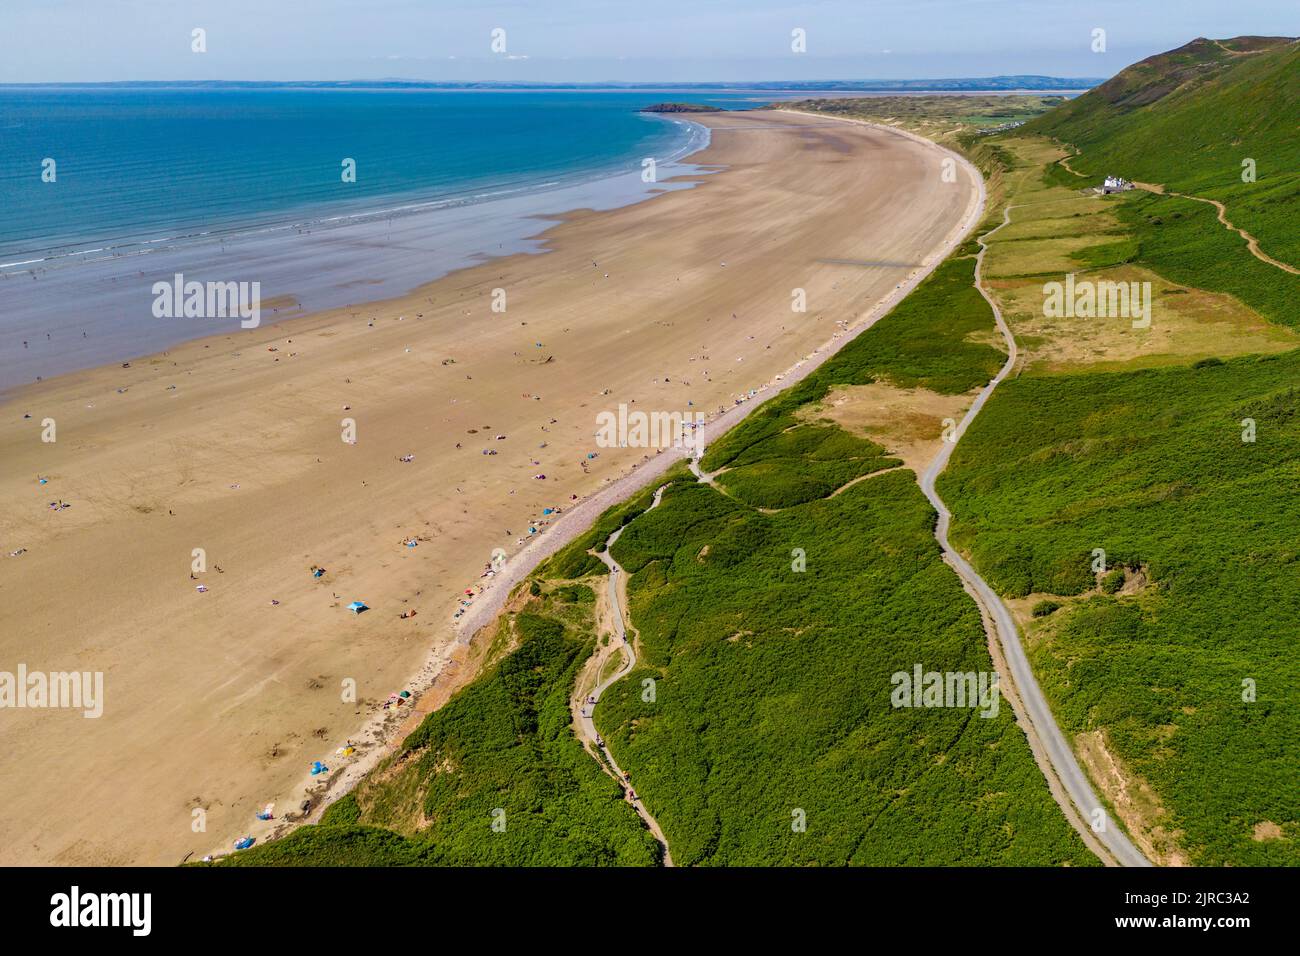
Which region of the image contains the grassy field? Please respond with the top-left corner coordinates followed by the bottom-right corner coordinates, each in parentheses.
top-left (977, 136), bottom-right (1296, 378)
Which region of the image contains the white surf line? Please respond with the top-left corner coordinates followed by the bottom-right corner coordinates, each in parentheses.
top-left (917, 199), bottom-right (1153, 868)
top-left (576, 484), bottom-right (675, 865)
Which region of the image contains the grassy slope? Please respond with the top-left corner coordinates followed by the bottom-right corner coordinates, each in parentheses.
top-left (590, 243), bottom-right (1096, 866)
top-left (1104, 191), bottom-right (1298, 329)
top-left (1027, 37), bottom-right (1299, 264)
top-left (937, 353), bottom-right (1300, 865)
top-left (934, 89), bottom-right (1300, 861)
top-left (218, 603), bottom-right (660, 866)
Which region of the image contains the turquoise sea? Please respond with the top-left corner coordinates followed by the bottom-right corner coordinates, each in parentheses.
top-left (0, 88), bottom-right (769, 387)
top-left (0, 88), bottom-right (741, 261)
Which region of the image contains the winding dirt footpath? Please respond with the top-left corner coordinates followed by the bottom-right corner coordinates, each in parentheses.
top-left (573, 484), bottom-right (675, 865)
top-left (1134, 183), bottom-right (1299, 275)
top-left (1059, 143), bottom-right (1295, 275)
top-left (918, 201), bottom-right (1152, 868)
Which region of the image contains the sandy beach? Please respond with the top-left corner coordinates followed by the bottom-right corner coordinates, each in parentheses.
top-left (0, 109), bottom-right (977, 865)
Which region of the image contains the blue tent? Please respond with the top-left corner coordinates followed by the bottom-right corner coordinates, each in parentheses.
top-left (346, 600), bottom-right (368, 614)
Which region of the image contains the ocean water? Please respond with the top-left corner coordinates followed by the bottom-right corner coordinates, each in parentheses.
top-left (0, 88), bottom-right (726, 262)
top-left (0, 88), bottom-right (767, 389)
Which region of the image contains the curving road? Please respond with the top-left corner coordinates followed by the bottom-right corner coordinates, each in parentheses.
top-left (918, 202), bottom-right (1152, 868)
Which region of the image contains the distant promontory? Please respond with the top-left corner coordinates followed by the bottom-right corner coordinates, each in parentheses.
top-left (640, 102), bottom-right (721, 114)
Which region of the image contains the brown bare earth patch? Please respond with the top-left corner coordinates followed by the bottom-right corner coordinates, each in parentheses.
top-left (799, 382), bottom-right (976, 474)
top-left (1008, 566), bottom-right (1151, 639)
top-left (1075, 729), bottom-right (1188, 866)
top-left (1253, 821), bottom-right (1284, 841)
top-left (1006, 593), bottom-right (1068, 643)
top-left (350, 748), bottom-right (434, 835)
top-left (1116, 566), bottom-right (1150, 595)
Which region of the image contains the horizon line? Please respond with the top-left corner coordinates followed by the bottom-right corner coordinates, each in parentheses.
top-left (0, 75), bottom-right (1108, 88)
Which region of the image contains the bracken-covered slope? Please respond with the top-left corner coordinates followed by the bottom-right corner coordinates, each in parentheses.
top-left (1027, 36), bottom-right (1299, 264)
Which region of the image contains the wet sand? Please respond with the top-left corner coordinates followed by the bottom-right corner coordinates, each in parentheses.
top-left (0, 110), bottom-right (978, 864)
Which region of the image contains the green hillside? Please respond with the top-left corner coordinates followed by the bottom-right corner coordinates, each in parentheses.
top-left (216, 603), bottom-right (661, 867)
top-left (938, 352), bottom-right (1300, 865)
top-left (585, 239), bottom-right (1094, 866)
top-left (1027, 36), bottom-right (1299, 264)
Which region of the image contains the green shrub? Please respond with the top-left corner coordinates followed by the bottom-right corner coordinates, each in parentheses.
top-left (552, 583), bottom-right (595, 603)
top-left (320, 793), bottom-right (362, 826)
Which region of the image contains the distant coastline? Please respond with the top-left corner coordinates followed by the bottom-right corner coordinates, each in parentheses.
top-left (0, 75), bottom-right (1107, 92)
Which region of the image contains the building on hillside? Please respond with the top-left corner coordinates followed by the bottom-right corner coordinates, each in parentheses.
top-left (1102, 175), bottom-right (1133, 194)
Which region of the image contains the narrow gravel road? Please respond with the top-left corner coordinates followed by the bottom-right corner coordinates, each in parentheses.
top-left (918, 201), bottom-right (1152, 868)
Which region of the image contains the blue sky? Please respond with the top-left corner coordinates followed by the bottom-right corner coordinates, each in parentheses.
top-left (2, 0), bottom-right (1295, 83)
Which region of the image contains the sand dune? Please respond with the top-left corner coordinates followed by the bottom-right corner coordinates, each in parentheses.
top-left (0, 110), bottom-right (976, 864)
